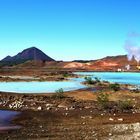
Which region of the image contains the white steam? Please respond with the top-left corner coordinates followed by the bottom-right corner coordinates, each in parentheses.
top-left (124, 32), bottom-right (140, 63)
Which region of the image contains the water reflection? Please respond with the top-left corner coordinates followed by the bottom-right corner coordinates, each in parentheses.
top-left (0, 110), bottom-right (21, 131)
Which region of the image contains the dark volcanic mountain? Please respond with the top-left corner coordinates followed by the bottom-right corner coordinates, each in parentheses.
top-left (1, 47), bottom-right (55, 65)
top-left (2, 47), bottom-right (54, 61)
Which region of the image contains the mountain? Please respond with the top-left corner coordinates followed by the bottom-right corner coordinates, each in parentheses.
top-left (1, 47), bottom-right (55, 66)
top-left (63, 55), bottom-right (139, 71)
top-left (1, 47), bottom-right (139, 71)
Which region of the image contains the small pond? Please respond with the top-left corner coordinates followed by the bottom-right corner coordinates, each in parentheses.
top-left (0, 110), bottom-right (20, 131)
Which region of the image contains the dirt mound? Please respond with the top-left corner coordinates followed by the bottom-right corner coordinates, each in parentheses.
top-left (64, 62), bottom-right (85, 68)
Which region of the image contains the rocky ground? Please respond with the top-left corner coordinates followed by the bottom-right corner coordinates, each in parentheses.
top-left (0, 70), bottom-right (76, 82)
top-left (0, 87), bottom-right (140, 139)
top-left (2, 110), bottom-right (140, 140)
top-left (0, 72), bottom-right (140, 139)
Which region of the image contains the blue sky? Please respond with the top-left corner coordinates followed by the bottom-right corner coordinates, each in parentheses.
top-left (0, 0), bottom-right (140, 61)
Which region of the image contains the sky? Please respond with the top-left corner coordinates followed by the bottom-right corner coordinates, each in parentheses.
top-left (0, 0), bottom-right (140, 61)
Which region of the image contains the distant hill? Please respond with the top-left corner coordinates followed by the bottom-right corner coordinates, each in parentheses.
top-left (63, 55), bottom-right (139, 71)
top-left (0, 47), bottom-right (55, 66)
top-left (1, 48), bottom-right (139, 71)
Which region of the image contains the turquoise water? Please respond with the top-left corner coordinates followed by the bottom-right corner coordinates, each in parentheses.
top-left (74, 72), bottom-right (140, 86)
top-left (0, 81), bottom-right (86, 93)
top-left (0, 72), bottom-right (140, 93)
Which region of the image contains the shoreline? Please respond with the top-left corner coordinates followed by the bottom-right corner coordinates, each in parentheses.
top-left (1, 88), bottom-right (140, 139)
top-left (0, 72), bottom-right (140, 139)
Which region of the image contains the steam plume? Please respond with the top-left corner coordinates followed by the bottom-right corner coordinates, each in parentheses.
top-left (124, 32), bottom-right (140, 63)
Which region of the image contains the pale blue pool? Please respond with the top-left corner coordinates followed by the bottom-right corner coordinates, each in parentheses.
top-left (0, 72), bottom-right (140, 94)
top-left (0, 81), bottom-right (86, 93)
top-left (74, 72), bottom-right (140, 86)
